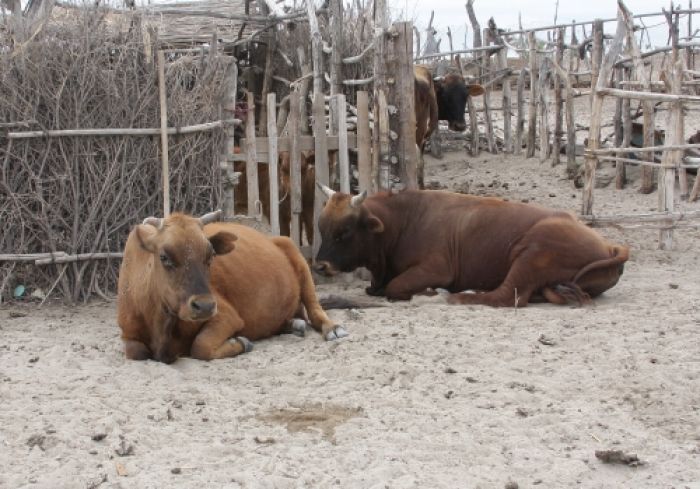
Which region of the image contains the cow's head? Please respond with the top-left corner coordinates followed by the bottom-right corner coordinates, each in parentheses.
top-left (136, 211), bottom-right (237, 362)
top-left (313, 185), bottom-right (384, 276)
top-left (434, 74), bottom-right (484, 132)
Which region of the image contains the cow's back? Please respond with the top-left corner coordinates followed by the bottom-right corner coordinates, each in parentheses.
top-left (205, 222), bottom-right (301, 340)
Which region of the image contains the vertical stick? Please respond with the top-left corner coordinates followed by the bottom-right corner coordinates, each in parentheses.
top-left (258, 22), bottom-right (276, 135)
top-left (688, 0), bottom-right (694, 72)
top-left (659, 60), bottom-right (682, 250)
top-left (336, 95), bottom-right (350, 193)
top-left (377, 91), bottom-right (391, 191)
top-left (498, 37), bottom-right (512, 153)
top-left (538, 59), bottom-right (551, 162)
top-left (312, 92), bottom-right (330, 258)
top-left (582, 9), bottom-right (626, 216)
top-left (220, 58), bottom-right (238, 219)
top-left (267, 93), bottom-right (280, 236)
top-left (394, 22), bottom-right (417, 189)
top-left (356, 91), bottom-right (373, 194)
top-left (482, 27), bottom-right (496, 153)
top-left (553, 27), bottom-right (564, 165)
top-left (590, 19), bottom-right (604, 106)
top-left (306, 0), bottom-right (324, 97)
top-left (289, 91), bottom-right (301, 245)
top-left (526, 31), bottom-right (538, 158)
top-left (466, 0), bottom-right (482, 80)
top-left (515, 68), bottom-right (527, 155)
top-left (329, 0), bottom-right (344, 97)
top-left (157, 50), bottom-right (170, 217)
top-left (245, 91), bottom-right (260, 217)
top-left (467, 91), bottom-right (479, 156)
top-left (616, 67), bottom-right (631, 189)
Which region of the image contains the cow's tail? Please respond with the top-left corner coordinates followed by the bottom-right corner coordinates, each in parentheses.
top-left (318, 294), bottom-right (385, 310)
top-left (572, 244), bottom-right (630, 283)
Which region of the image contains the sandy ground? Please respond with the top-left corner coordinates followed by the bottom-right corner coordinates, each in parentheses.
top-left (2, 149), bottom-right (700, 489)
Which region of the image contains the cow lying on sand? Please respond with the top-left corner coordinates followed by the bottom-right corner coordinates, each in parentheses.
top-left (117, 210), bottom-right (347, 363)
top-left (313, 188), bottom-right (629, 307)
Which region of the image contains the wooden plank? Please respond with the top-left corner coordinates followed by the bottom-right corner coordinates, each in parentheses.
top-left (157, 50), bottom-right (170, 217)
top-left (616, 66), bottom-right (631, 189)
top-left (267, 93), bottom-right (280, 236)
top-left (336, 94), bottom-right (351, 193)
top-left (245, 91), bottom-right (260, 217)
top-left (377, 90), bottom-right (391, 191)
top-left (659, 60), bottom-right (682, 249)
top-left (289, 91), bottom-right (302, 246)
top-left (538, 58), bottom-right (551, 162)
top-left (356, 91), bottom-right (373, 194)
top-left (312, 92), bottom-right (330, 259)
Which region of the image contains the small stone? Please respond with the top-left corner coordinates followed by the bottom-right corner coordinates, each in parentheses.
top-left (195, 400), bottom-right (206, 406)
top-left (171, 467), bottom-right (182, 474)
top-left (505, 482), bottom-right (519, 489)
top-left (549, 193), bottom-right (556, 197)
top-left (28, 356), bottom-right (39, 363)
top-left (444, 367), bottom-right (457, 374)
top-left (91, 433), bottom-right (107, 442)
top-left (444, 390), bottom-right (455, 399)
top-left (516, 407), bottom-right (529, 417)
top-left (669, 283), bottom-right (679, 289)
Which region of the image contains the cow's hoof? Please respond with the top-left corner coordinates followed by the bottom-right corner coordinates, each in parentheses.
top-left (365, 286), bottom-right (385, 297)
top-left (287, 318), bottom-right (308, 337)
top-left (325, 325), bottom-right (349, 341)
top-left (230, 336), bottom-right (254, 353)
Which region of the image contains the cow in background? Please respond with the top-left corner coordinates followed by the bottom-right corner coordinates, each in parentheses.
top-left (313, 187), bottom-right (629, 307)
top-left (117, 210), bottom-right (347, 363)
top-left (414, 65), bottom-right (484, 187)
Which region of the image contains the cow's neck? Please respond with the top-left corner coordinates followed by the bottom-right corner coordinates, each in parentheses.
top-left (362, 194), bottom-right (412, 282)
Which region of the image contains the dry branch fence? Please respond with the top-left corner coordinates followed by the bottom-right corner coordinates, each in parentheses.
top-left (0, 12), bottom-right (233, 302)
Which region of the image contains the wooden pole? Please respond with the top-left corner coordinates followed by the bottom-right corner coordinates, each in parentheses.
top-left (497, 34), bottom-right (512, 153)
top-left (616, 67), bottom-right (632, 189)
top-left (245, 91), bottom-right (260, 217)
top-left (582, 7), bottom-right (626, 215)
top-left (312, 91), bottom-right (330, 257)
top-left (356, 91), bottom-right (373, 194)
top-left (392, 22), bottom-right (418, 189)
top-left (306, 0), bottom-right (324, 97)
top-left (552, 60), bottom-right (578, 177)
top-left (553, 27), bottom-right (565, 165)
top-left (515, 67), bottom-right (527, 155)
top-left (482, 27), bottom-right (497, 153)
top-left (590, 19), bottom-right (604, 104)
top-left (538, 58), bottom-right (551, 162)
top-left (526, 32), bottom-right (538, 158)
top-left (221, 58), bottom-right (238, 219)
top-left (157, 50), bottom-right (170, 217)
top-left (258, 21), bottom-right (275, 134)
top-left (466, 0), bottom-right (482, 80)
top-left (288, 90), bottom-right (302, 245)
top-left (467, 89), bottom-right (480, 156)
top-left (659, 60), bottom-right (683, 249)
top-left (267, 93), bottom-right (280, 235)
top-left (336, 94), bottom-right (351, 193)
top-left (372, 0), bottom-right (388, 192)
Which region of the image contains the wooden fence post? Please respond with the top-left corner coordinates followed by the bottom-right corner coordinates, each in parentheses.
top-left (538, 58), bottom-right (551, 162)
top-left (590, 19), bottom-right (604, 105)
top-left (356, 91), bottom-right (373, 194)
top-left (220, 58), bottom-right (238, 219)
top-left (245, 91), bottom-right (260, 217)
top-left (336, 94), bottom-right (351, 193)
top-left (482, 27), bottom-right (497, 153)
top-left (582, 10), bottom-right (625, 215)
top-left (289, 90), bottom-right (302, 246)
top-left (267, 93), bottom-right (280, 236)
top-left (526, 31), bottom-right (538, 158)
top-left (616, 67), bottom-right (632, 189)
top-left (515, 67), bottom-right (527, 155)
top-left (553, 27), bottom-right (564, 165)
top-left (157, 50), bottom-right (170, 217)
top-left (312, 91), bottom-right (330, 258)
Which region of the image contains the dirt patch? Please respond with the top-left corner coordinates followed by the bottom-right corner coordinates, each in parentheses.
top-left (256, 403), bottom-right (363, 444)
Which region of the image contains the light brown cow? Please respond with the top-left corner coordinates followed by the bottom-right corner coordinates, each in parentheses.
top-left (117, 210), bottom-right (347, 363)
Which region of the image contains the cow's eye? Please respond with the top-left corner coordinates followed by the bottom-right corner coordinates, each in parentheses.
top-left (160, 253), bottom-right (175, 269)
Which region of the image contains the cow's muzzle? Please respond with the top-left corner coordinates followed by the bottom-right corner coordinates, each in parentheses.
top-left (180, 295), bottom-right (217, 321)
top-left (313, 261), bottom-right (339, 277)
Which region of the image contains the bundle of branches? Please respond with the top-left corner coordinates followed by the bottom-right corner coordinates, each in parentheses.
top-left (0, 8), bottom-right (229, 303)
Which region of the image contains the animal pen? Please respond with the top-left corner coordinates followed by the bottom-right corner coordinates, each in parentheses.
top-left (2, 0), bottom-right (700, 304)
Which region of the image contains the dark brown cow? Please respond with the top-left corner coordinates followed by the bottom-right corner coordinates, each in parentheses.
top-left (313, 188), bottom-right (629, 307)
top-left (117, 210), bottom-right (347, 363)
top-left (414, 65), bottom-right (484, 186)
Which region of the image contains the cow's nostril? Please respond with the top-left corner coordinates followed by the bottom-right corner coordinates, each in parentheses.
top-left (190, 299), bottom-right (216, 317)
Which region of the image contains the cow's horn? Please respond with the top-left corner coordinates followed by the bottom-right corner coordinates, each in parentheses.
top-left (199, 209), bottom-right (223, 225)
top-left (316, 182), bottom-right (336, 198)
top-left (350, 190), bottom-right (367, 208)
top-left (142, 217), bottom-right (163, 229)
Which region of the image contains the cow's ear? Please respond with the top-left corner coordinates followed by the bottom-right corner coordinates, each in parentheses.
top-left (135, 225), bottom-right (158, 254)
top-left (365, 214), bottom-right (384, 233)
top-left (468, 84), bottom-right (485, 97)
top-left (209, 231), bottom-right (237, 255)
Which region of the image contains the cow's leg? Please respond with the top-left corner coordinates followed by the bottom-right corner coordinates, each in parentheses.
top-left (384, 262), bottom-right (451, 301)
top-left (123, 339), bottom-right (152, 360)
top-left (273, 236), bottom-right (348, 341)
top-left (190, 301), bottom-right (253, 361)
